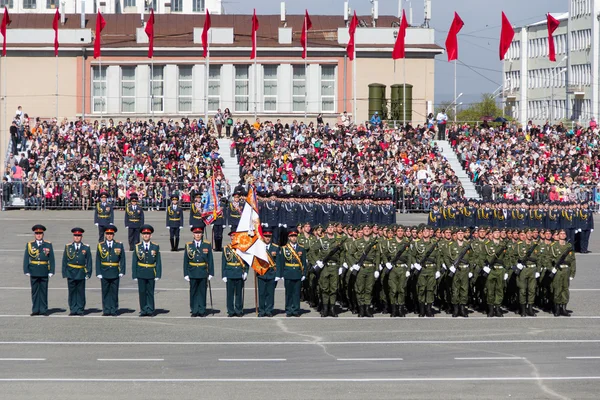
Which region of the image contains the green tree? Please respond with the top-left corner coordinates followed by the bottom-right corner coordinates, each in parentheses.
top-left (456, 93), bottom-right (503, 123)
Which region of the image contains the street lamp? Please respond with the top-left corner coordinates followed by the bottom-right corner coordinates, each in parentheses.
top-left (449, 92), bottom-right (463, 123)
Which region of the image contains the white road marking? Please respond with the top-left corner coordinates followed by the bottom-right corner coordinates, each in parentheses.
top-left (97, 359), bottom-right (164, 362)
top-left (0, 358), bottom-right (46, 361)
top-left (218, 359), bottom-right (286, 362)
top-left (566, 356), bottom-right (600, 359)
top-left (455, 357), bottom-right (524, 360)
top-left (0, 377), bottom-right (599, 382)
top-left (337, 358), bottom-right (403, 361)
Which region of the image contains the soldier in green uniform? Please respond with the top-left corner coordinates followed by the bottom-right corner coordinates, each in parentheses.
top-left (383, 226), bottom-right (411, 317)
top-left (313, 222), bottom-right (346, 317)
top-left (222, 233), bottom-right (248, 317)
top-left (61, 227), bottom-right (92, 316)
top-left (277, 228), bottom-right (307, 317)
top-left (482, 227), bottom-right (508, 317)
top-left (258, 228), bottom-right (279, 317)
top-left (549, 229), bottom-right (576, 317)
top-left (446, 227), bottom-right (472, 318)
top-left (513, 230), bottom-right (540, 317)
top-left (95, 224), bottom-right (126, 316)
top-left (469, 227), bottom-right (488, 311)
top-left (24, 225), bottom-right (56, 316)
top-left (132, 225), bottom-right (162, 317)
top-left (297, 222), bottom-right (315, 305)
top-left (350, 224), bottom-right (381, 318)
top-left (124, 193), bottom-right (144, 251)
top-left (437, 227), bottom-right (453, 314)
top-left (94, 191), bottom-right (115, 242)
top-left (410, 226), bottom-right (441, 317)
top-left (306, 224), bottom-right (324, 309)
top-left (189, 193), bottom-right (206, 229)
top-left (536, 229), bottom-right (554, 312)
top-left (183, 226), bottom-right (214, 317)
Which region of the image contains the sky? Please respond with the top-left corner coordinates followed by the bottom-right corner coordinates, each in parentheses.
top-left (227, 0), bottom-right (567, 107)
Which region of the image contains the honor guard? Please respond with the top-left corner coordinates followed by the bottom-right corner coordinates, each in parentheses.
top-left (61, 227), bottom-right (92, 316)
top-left (124, 193), bottom-right (144, 251)
top-left (183, 227), bottom-right (214, 317)
top-left (222, 232), bottom-right (248, 317)
top-left (94, 191), bottom-right (115, 242)
top-left (350, 224), bottom-right (382, 318)
top-left (212, 199), bottom-right (226, 252)
top-left (257, 228), bottom-right (279, 317)
top-left (226, 191), bottom-right (243, 231)
top-left (166, 195), bottom-right (184, 251)
top-left (277, 228), bottom-right (307, 317)
top-left (482, 227), bottom-right (508, 317)
top-left (132, 225), bottom-right (162, 317)
top-left (549, 229), bottom-right (576, 317)
top-left (312, 222), bottom-right (345, 317)
top-left (513, 230), bottom-right (540, 317)
top-left (409, 226), bottom-right (441, 318)
top-left (446, 227), bottom-right (473, 318)
top-left (189, 193), bottom-right (207, 229)
top-left (95, 224), bottom-right (126, 316)
top-left (24, 225), bottom-right (55, 316)
top-left (382, 226), bottom-right (412, 317)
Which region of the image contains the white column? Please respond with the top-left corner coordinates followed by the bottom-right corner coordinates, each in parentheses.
top-left (279, 64), bottom-right (292, 113)
top-left (591, 0), bottom-right (599, 120)
top-left (519, 27), bottom-right (528, 127)
top-left (137, 65), bottom-right (150, 115)
top-left (306, 63), bottom-right (320, 114)
top-left (164, 64), bottom-right (178, 114)
top-left (221, 64), bottom-right (234, 113)
top-left (194, 64), bottom-right (205, 115)
top-left (106, 65), bottom-right (120, 115)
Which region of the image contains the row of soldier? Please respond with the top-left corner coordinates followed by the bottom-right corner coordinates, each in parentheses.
top-left (429, 200), bottom-right (594, 253)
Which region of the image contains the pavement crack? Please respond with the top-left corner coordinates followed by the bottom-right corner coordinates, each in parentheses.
top-left (521, 356), bottom-right (571, 400)
top-left (274, 319), bottom-right (337, 360)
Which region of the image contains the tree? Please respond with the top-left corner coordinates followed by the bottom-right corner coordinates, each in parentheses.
top-left (434, 101), bottom-right (456, 122)
top-left (456, 93), bottom-right (503, 123)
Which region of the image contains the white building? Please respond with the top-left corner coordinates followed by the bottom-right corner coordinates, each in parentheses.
top-left (503, 0), bottom-right (597, 126)
top-left (0, 0), bottom-right (223, 15)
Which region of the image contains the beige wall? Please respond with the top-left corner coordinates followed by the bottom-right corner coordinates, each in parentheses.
top-left (356, 57), bottom-right (435, 125)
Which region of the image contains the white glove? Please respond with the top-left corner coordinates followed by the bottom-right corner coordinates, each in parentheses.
top-left (535, 272), bottom-right (540, 279)
top-left (133, 278), bottom-right (138, 281)
top-left (435, 271), bottom-right (441, 279)
top-left (155, 278), bottom-right (160, 281)
top-left (184, 276), bottom-right (190, 282)
top-left (166, 227), bottom-right (169, 230)
top-left (278, 223), bottom-right (282, 227)
top-left (95, 223), bottom-right (98, 226)
top-left (222, 277), bottom-right (227, 283)
top-left (386, 262), bottom-right (393, 270)
top-left (483, 266), bottom-right (491, 274)
top-left (449, 266), bottom-right (456, 274)
top-left (338, 267), bottom-right (343, 275)
top-left (275, 277), bottom-right (281, 282)
top-left (48, 273), bottom-right (53, 277)
top-left (243, 272), bottom-right (248, 281)
top-left (343, 262), bottom-right (349, 269)
top-left (301, 276), bottom-right (306, 281)
top-left (551, 268), bottom-right (557, 274)
top-left (374, 271), bottom-right (380, 279)
top-left (25, 273), bottom-right (30, 276)
top-left (179, 226), bottom-right (183, 230)
top-left (504, 273), bottom-right (509, 281)
top-left (316, 260), bottom-right (324, 268)
top-left (379, 264), bottom-right (383, 271)
top-left (517, 263), bottom-right (524, 270)
top-left (410, 264), bottom-right (415, 270)
top-left (442, 263), bottom-right (447, 270)
top-left (85, 276), bottom-right (89, 280)
top-left (405, 271), bottom-right (410, 277)
top-left (352, 264), bottom-right (360, 271)
top-left (591, 229), bottom-right (594, 232)
top-left (414, 264), bottom-right (422, 271)
top-left (190, 225), bottom-right (193, 228)
top-left (468, 272), bottom-right (473, 278)
top-left (283, 224), bottom-right (287, 228)
top-left (208, 275), bottom-right (213, 281)
top-left (97, 275), bottom-right (103, 279)
top-left (280, 277), bottom-right (285, 282)
top-left (569, 277), bottom-right (573, 281)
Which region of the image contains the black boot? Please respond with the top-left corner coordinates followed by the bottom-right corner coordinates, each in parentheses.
top-left (495, 306), bottom-right (503, 317)
top-left (426, 304), bottom-right (434, 317)
top-left (461, 305), bottom-right (469, 318)
top-left (390, 304), bottom-right (396, 317)
top-left (175, 238), bottom-right (179, 252)
top-left (358, 305), bottom-right (365, 318)
top-left (520, 304), bottom-right (527, 317)
top-left (487, 304), bottom-right (494, 317)
top-left (553, 304), bottom-right (560, 317)
top-left (380, 302), bottom-right (388, 314)
top-left (321, 304), bottom-right (328, 318)
top-left (560, 304), bottom-right (570, 317)
top-left (452, 304), bottom-right (459, 318)
top-left (365, 305), bottom-right (374, 318)
top-left (399, 305), bottom-right (406, 317)
top-left (170, 238), bottom-right (175, 252)
top-left (329, 304), bottom-right (338, 317)
top-left (527, 304), bottom-right (536, 317)
top-left (419, 303), bottom-right (425, 317)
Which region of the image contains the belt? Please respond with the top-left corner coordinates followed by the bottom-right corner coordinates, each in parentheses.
top-left (30, 260), bottom-right (49, 265)
top-left (227, 263), bottom-right (243, 267)
top-left (189, 262), bottom-right (207, 267)
top-left (425, 263), bottom-right (436, 267)
top-left (101, 262), bottom-right (119, 266)
top-left (363, 263), bottom-right (375, 267)
top-left (67, 264), bottom-right (85, 269)
top-left (169, 218), bottom-right (181, 221)
top-left (493, 265), bottom-right (504, 269)
top-left (326, 261), bottom-right (338, 266)
top-left (459, 264), bottom-right (469, 269)
top-left (285, 263), bottom-right (301, 267)
top-left (559, 264), bottom-right (569, 268)
top-left (138, 263), bottom-right (156, 268)
top-left (98, 215), bottom-right (110, 218)
top-left (527, 264), bottom-right (537, 268)
top-left (397, 263), bottom-right (408, 268)
top-left (129, 219), bottom-right (140, 222)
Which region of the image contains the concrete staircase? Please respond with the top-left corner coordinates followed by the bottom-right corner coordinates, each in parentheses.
top-left (436, 140), bottom-right (479, 199)
top-left (217, 138), bottom-right (241, 188)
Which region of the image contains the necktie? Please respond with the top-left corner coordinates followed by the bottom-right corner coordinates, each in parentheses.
top-left (108, 243), bottom-right (112, 249)
top-left (76, 244), bottom-right (79, 251)
top-left (145, 245), bottom-right (149, 251)
top-left (133, 206), bottom-right (136, 210)
top-left (196, 243), bottom-right (200, 250)
top-left (37, 241), bottom-right (42, 247)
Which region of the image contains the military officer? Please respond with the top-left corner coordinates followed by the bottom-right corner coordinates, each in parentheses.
top-left (277, 228), bottom-right (307, 317)
top-left (166, 194), bottom-right (184, 251)
top-left (189, 193), bottom-right (206, 229)
top-left (258, 228), bottom-right (279, 317)
top-left (350, 224), bottom-right (381, 318)
top-left (577, 201), bottom-right (594, 253)
top-left (446, 227), bottom-right (472, 318)
top-left (513, 230), bottom-right (540, 317)
top-left (124, 193), bottom-right (144, 251)
top-left (212, 199), bottom-right (226, 252)
top-left (61, 227), bottom-right (92, 316)
top-left (409, 226), bottom-right (441, 317)
top-left (183, 227), bottom-right (214, 317)
top-left (312, 222), bottom-right (345, 317)
top-left (383, 226), bottom-right (412, 317)
top-left (94, 191), bottom-right (115, 242)
top-left (24, 225), bottom-right (56, 316)
top-left (95, 224), bottom-right (126, 316)
top-left (132, 225), bottom-right (162, 317)
top-left (549, 229), bottom-right (576, 317)
top-left (482, 227), bottom-right (508, 317)
top-left (226, 191), bottom-right (243, 231)
top-left (222, 233), bottom-right (248, 317)
top-left (428, 203), bottom-right (442, 228)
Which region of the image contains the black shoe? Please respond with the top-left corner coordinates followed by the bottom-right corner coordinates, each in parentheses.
top-left (553, 305), bottom-right (560, 317)
top-left (329, 305), bottom-right (338, 317)
top-left (487, 305), bottom-right (494, 317)
top-left (520, 304), bottom-right (527, 317)
top-left (77, 311), bottom-right (84, 316)
top-left (426, 304), bottom-right (434, 317)
top-left (452, 304), bottom-right (459, 318)
top-left (380, 302), bottom-right (388, 314)
top-left (69, 312), bottom-right (76, 316)
top-left (236, 313), bottom-right (243, 317)
top-left (227, 313), bottom-right (235, 318)
top-left (527, 304), bottom-right (536, 317)
top-left (560, 304), bottom-right (570, 317)
top-left (460, 305), bottom-right (468, 318)
top-left (30, 312), bottom-right (39, 316)
top-left (365, 306), bottom-right (374, 318)
top-left (321, 304), bottom-right (328, 318)
top-left (191, 313), bottom-right (198, 317)
top-left (418, 303), bottom-right (425, 318)
top-left (286, 314), bottom-right (292, 318)
top-left (266, 313), bottom-right (274, 317)
top-left (258, 313), bottom-right (265, 317)
top-left (293, 313), bottom-right (301, 317)
top-left (138, 312), bottom-right (146, 317)
top-left (399, 305), bottom-right (406, 318)
top-left (358, 305), bottom-right (365, 318)
top-left (494, 306), bottom-right (503, 317)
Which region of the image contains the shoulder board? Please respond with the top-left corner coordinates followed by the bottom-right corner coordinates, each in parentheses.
top-left (414, 239), bottom-right (420, 242)
top-left (44, 240), bottom-right (52, 244)
top-left (186, 242), bottom-right (193, 245)
top-left (204, 240), bottom-right (211, 245)
top-left (271, 243), bottom-right (279, 247)
top-left (151, 242), bottom-right (158, 246)
top-left (115, 241), bottom-right (121, 244)
top-left (485, 240), bottom-right (490, 244)
top-left (99, 241), bottom-right (105, 245)
top-left (28, 240), bottom-right (35, 245)
top-left (83, 243), bottom-right (89, 247)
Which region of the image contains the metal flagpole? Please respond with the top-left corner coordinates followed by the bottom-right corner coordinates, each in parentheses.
top-left (205, 30), bottom-right (210, 123)
top-left (352, 47), bottom-right (356, 124)
top-left (304, 13), bottom-right (307, 120)
top-left (99, 57), bottom-right (103, 120)
top-left (55, 54), bottom-right (59, 121)
top-left (454, 59), bottom-right (457, 123)
top-left (1, 56), bottom-right (5, 176)
top-left (150, 58), bottom-right (154, 118)
top-left (402, 56), bottom-right (406, 125)
top-left (393, 59), bottom-right (396, 127)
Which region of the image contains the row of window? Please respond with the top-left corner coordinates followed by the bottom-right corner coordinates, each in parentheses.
top-left (508, 99), bottom-right (591, 122)
top-left (91, 64), bottom-right (337, 114)
top-left (571, 0), bottom-right (592, 19)
top-left (504, 71), bottom-right (521, 92)
top-left (570, 29), bottom-right (592, 51)
top-left (527, 68), bottom-right (568, 90)
top-left (0, 0), bottom-right (205, 11)
top-left (527, 33), bottom-right (568, 59)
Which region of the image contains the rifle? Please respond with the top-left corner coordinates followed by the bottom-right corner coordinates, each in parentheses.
top-left (481, 242), bottom-right (507, 277)
top-left (315, 237), bottom-right (347, 278)
top-left (512, 243), bottom-right (537, 276)
top-left (351, 238), bottom-right (379, 276)
top-left (549, 246), bottom-right (572, 279)
top-left (418, 241), bottom-right (438, 265)
top-left (448, 243), bottom-right (471, 278)
top-left (383, 240), bottom-right (411, 276)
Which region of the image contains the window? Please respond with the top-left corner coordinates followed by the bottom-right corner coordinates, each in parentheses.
top-left (151, 66), bottom-right (164, 112)
top-left (171, 0), bottom-right (182, 12)
top-left (145, 0), bottom-right (157, 11)
top-left (263, 65), bottom-right (278, 112)
top-left (121, 66), bottom-right (136, 113)
top-left (208, 65), bottom-right (221, 112)
top-left (23, 0), bottom-right (36, 8)
top-left (0, 0), bottom-right (13, 8)
top-left (124, 0), bottom-right (136, 7)
top-left (92, 66), bottom-right (107, 113)
top-left (320, 65), bottom-right (335, 112)
top-left (292, 65), bottom-right (306, 112)
top-left (234, 65), bottom-right (250, 112)
top-left (178, 66), bottom-right (193, 113)
top-left (193, 0), bottom-right (205, 12)
top-left (46, 0), bottom-right (57, 8)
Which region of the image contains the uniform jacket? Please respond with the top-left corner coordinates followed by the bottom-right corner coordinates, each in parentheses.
top-left (124, 203), bottom-right (144, 228)
top-left (132, 241), bottom-right (162, 280)
top-left (183, 240), bottom-right (214, 279)
top-left (166, 205), bottom-right (184, 228)
top-left (277, 243), bottom-right (307, 280)
top-left (95, 240), bottom-right (126, 279)
top-left (62, 242), bottom-right (93, 280)
top-left (221, 245), bottom-right (248, 279)
top-left (23, 240), bottom-right (56, 277)
top-left (94, 202), bottom-right (115, 226)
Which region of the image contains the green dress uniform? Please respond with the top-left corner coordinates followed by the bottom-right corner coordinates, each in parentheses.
top-left (482, 240), bottom-right (508, 317)
top-left (23, 237), bottom-right (56, 315)
top-left (277, 242), bottom-right (307, 317)
top-left (549, 241), bottom-right (576, 316)
top-left (257, 242), bottom-right (279, 317)
top-left (351, 236), bottom-right (381, 317)
top-left (94, 197), bottom-right (115, 242)
top-left (96, 239), bottom-right (126, 316)
top-left (446, 240), bottom-right (472, 317)
top-left (183, 239), bottom-right (214, 316)
top-left (299, 233), bottom-right (318, 307)
top-left (61, 241), bottom-right (92, 315)
top-left (132, 241), bottom-right (162, 316)
top-left (222, 245), bottom-right (248, 317)
top-left (469, 237), bottom-right (488, 309)
top-left (514, 240), bottom-right (540, 316)
top-left (313, 235), bottom-right (345, 315)
top-left (383, 237), bottom-right (411, 317)
top-left (409, 239), bottom-right (440, 317)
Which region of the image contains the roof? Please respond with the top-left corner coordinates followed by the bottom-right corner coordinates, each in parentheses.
top-left (6, 13), bottom-right (442, 51)
top-left (526, 12), bottom-right (569, 28)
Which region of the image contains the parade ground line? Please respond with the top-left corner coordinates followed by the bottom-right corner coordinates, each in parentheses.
top-left (218, 359), bottom-right (286, 362)
top-left (97, 359), bottom-right (164, 362)
top-left (454, 357), bottom-right (524, 360)
top-left (0, 358), bottom-right (46, 361)
top-left (337, 358), bottom-right (403, 361)
top-left (566, 356), bottom-right (600, 359)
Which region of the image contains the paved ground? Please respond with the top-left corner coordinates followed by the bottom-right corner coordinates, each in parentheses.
top-left (1, 210), bottom-right (599, 399)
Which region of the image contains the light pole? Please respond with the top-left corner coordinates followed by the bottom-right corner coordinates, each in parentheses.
top-left (449, 92), bottom-right (462, 123)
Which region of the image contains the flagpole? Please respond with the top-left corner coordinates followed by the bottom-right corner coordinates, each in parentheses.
top-left (253, 57), bottom-right (257, 121)
top-left (151, 57), bottom-right (154, 119)
top-left (304, 13), bottom-right (307, 120)
top-left (205, 30), bottom-right (210, 123)
top-left (55, 54), bottom-right (59, 121)
top-left (453, 59), bottom-right (457, 123)
top-left (1, 55), bottom-right (5, 176)
top-left (99, 57), bottom-right (103, 120)
top-left (352, 47), bottom-right (356, 124)
top-left (402, 56), bottom-right (406, 125)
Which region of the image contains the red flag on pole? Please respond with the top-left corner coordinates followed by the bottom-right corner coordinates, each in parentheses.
top-left (250, 9), bottom-right (259, 60)
top-left (301, 10), bottom-right (312, 59)
top-left (1, 7), bottom-right (11, 57)
top-left (346, 11), bottom-right (359, 60)
top-left (445, 12), bottom-right (464, 62)
top-left (93, 10), bottom-right (106, 59)
top-left (499, 11), bottom-right (514, 60)
top-left (392, 10), bottom-right (409, 60)
top-left (202, 9), bottom-right (211, 58)
top-left (145, 8), bottom-right (155, 58)
top-left (53, 9), bottom-right (59, 57)
top-left (547, 13), bottom-right (560, 62)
